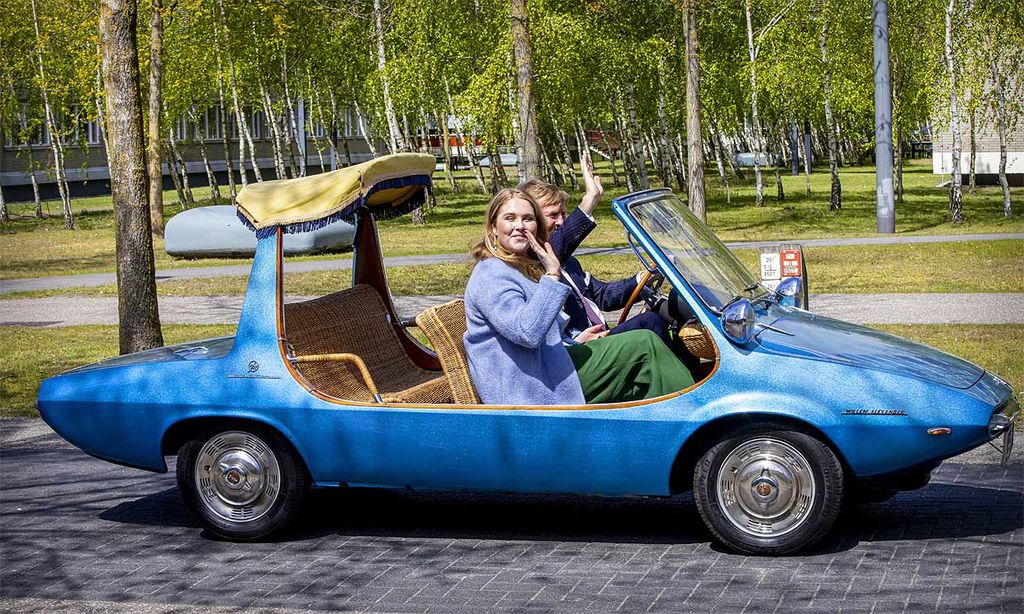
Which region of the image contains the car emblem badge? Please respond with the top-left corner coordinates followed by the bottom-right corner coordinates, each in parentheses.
top-left (756, 482), bottom-right (772, 496)
top-left (247, 361), bottom-right (260, 373)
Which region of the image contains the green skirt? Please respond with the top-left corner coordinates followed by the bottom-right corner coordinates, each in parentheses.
top-left (566, 329), bottom-right (696, 404)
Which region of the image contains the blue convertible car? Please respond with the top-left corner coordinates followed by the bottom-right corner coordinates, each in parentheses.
top-left (38, 154), bottom-right (1018, 555)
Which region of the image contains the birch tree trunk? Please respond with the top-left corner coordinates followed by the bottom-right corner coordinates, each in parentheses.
top-left (99, 0), bottom-right (163, 353)
top-left (446, 80), bottom-right (486, 192)
top-left (685, 0), bottom-right (706, 221)
top-left (656, 82), bottom-right (674, 190)
top-left (437, 110), bottom-right (458, 192)
top-left (944, 0), bottom-right (964, 222)
top-left (510, 0), bottom-right (542, 180)
top-left (801, 120), bottom-right (812, 195)
top-left (165, 140), bottom-right (186, 206)
top-left (281, 50), bottom-right (304, 177)
top-left (711, 128), bottom-right (731, 205)
top-left (213, 24), bottom-right (236, 203)
top-left (602, 132), bottom-right (620, 187)
top-left (167, 126), bottom-right (193, 207)
top-left (507, 81), bottom-right (525, 183)
top-left (94, 61), bottom-right (113, 170)
top-left (261, 84), bottom-right (287, 178)
top-left (352, 98), bottom-right (378, 158)
top-left (373, 0), bottom-right (407, 153)
top-left (552, 116), bottom-right (579, 190)
top-left (24, 140), bottom-right (43, 217)
top-left (0, 184), bottom-right (7, 223)
top-left (968, 107), bottom-right (976, 195)
top-left (217, 0), bottom-right (260, 183)
top-left (612, 109), bottom-right (636, 191)
top-left (744, 0), bottom-right (765, 207)
top-left (623, 84), bottom-right (649, 189)
top-left (895, 123), bottom-right (904, 204)
top-left (30, 0), bottom-right (72, 229)
top-left (188, 107), bottom-right (220, 201)
top-left (147, 0), bottom-right (165, 236)
top-left (991, 58), bottom-right (1011, 217)
top-left (820, 11), bottom-right (842, 211)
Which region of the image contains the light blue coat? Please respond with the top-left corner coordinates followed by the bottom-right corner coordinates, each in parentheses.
top-left (463, 257), bottom-right (586, 405)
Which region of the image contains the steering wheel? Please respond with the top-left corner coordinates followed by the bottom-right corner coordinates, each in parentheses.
top-left (618, 270), bottom-right (656, 326)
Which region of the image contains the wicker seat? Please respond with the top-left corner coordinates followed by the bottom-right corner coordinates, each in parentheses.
top-left (415, 299), bottom-right (480, 404)
top-left (284, 284), bottom-right (452, 404)
top-left (678, 323), bottom-right (716, 361)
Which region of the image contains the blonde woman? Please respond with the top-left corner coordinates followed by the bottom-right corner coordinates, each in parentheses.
top-left (463, 188), bottom-right (694, 406)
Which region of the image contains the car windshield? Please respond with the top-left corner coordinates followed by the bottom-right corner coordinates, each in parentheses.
top-left (628, 193), bottom-right (763, 311)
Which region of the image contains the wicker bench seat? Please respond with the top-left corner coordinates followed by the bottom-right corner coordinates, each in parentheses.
top-left (284, 285), bottom-right (452, 404)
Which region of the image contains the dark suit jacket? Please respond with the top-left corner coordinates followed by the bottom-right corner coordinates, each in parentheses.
top-left (549, 208), bottom-right (639, 336)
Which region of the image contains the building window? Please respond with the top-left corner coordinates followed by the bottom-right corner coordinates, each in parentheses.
top-left (173, 116), bottom-right (189, 142)
top-left (310, 120), bottom-right (327, 138)
top-left (250, 110), bottom-right (263, 140)
top-left (86, 118), bottom-right (101, 144)
top-left (203, 106), bottom-right (222, 140)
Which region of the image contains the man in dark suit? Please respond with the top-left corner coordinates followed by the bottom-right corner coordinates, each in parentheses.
top-left (522, 150), bottom-right (669, 345)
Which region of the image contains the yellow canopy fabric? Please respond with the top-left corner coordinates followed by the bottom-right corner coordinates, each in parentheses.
top-left (236, 153), bottom-right (435, 234)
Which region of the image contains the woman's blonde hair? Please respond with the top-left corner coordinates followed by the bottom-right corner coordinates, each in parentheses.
top-left (471, 188), bottom-right (549, 282)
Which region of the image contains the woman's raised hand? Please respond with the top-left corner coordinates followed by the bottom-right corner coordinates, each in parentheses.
top-left (525, 231), bottom-right (561, 278)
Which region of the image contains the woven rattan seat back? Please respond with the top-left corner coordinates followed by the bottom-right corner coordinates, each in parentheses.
top-left (679, 324), bottom-right (716, 361)
top-left (284, 285), bottom-right (451, 403)
top-left (415, 299), bottom-right (480, 404)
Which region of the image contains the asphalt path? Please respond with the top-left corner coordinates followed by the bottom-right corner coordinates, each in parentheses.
top-left (1, 232), bottom-right (1021, 295)
top-left (2, 293), bottom-right (1023, 327)
top-left (1, 419), bottom-right (1021, 613)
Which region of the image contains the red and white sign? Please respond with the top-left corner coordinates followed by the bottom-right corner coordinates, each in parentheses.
top-left (780, 249), bottom-right (802, 277)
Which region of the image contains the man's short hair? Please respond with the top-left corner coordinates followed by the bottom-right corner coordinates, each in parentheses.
top-left (518, 179), bottom-right (568, 210)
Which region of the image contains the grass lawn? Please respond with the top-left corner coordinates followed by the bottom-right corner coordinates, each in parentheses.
top-left (9, 239), bottom-right (1019, 298)
top-left (1, 159), bottom-right (1021, 280)
top-left (2, 323), bottom-right (1020, 418)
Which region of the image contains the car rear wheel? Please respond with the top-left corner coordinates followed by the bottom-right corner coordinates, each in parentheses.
top-left (176, 427), bottom-right (307, 540)
top-left (694, 424), bottom-right (844, 555)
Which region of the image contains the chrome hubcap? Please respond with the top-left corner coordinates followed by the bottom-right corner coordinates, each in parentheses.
top-left (716, 437), bottom-right (816, 537)
top-left (195, 431), bottom-right (280, 524)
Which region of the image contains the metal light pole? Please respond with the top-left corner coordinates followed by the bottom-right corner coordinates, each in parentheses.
top-left (873, 0), bottom-right (895, 233)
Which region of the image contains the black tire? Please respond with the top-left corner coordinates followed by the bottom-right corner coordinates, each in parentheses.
top-left (694, 423), bottom-right (844, 555)
top-left (176, 426), bottom-right (307, 541)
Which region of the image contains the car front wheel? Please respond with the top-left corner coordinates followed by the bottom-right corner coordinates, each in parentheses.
top-left (177, 427), bottom-right (307, 540)
top-left (694, 424), bottom-right (844, 555)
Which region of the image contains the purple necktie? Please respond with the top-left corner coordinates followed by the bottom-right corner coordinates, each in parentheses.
top-left (563, 272), bottom-right (603, 327)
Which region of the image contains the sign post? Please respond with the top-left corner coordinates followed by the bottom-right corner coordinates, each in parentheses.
top-left (759, 243), bottom-right (808, 309)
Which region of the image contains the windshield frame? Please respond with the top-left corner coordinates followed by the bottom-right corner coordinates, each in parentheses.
top-left (613, 189), bottom-right (767, 314)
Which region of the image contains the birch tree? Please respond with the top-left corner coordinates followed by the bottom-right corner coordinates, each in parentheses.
top-left (944, 0), bottom-right (964, 223)
top-left (819, 0), bottom-right (841, 211)
top-left (29, 0), bottom-right (73, 228)
top-left (743, 0), bottom-right (794, 208)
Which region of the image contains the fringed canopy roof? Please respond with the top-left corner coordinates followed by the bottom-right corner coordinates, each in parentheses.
top-left (236, 153), bottom-right (435, 238)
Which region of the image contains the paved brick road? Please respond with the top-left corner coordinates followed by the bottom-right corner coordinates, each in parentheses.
top-left (1, 421), bottom-right (1021, 613)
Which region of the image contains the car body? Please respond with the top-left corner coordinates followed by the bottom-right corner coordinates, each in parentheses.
top-left (38, 154), bottom-right (1019, 554)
